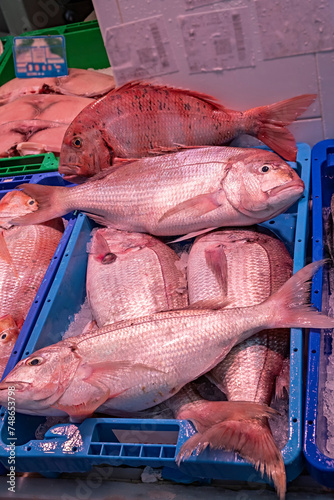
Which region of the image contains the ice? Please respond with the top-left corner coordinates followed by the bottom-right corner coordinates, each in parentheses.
top-left (269, 392), bottom-right (290, 450)
top-left (35, 416), bottom-right (69, 440)
top-left (62, 296), bottom-right (93, 339)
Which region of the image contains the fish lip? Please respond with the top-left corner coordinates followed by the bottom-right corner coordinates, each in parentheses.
top-left (58, 164), bottom-right (82, 176)
top-left (0, 381), bottom-right (30, 392)
top-left (266, 179), bottom-right (305, 197)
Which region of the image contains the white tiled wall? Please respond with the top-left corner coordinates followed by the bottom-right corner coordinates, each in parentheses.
top-left (92, 0), bottom-right (334, 146)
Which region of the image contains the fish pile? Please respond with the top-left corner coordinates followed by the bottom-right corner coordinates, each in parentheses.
top-left (0, 78), bottom-right (327, 500)
top-left (0, 68), bottom-right (115, 157)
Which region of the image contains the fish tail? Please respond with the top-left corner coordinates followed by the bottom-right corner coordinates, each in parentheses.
top-left (263, 260), bottom-right (334, 330)
top-left (11, 184), bottom-right (67, 226)
top-left (244, 94), bottom-right (316, 161)
top-left (176, 401), bottom-right (286, 500)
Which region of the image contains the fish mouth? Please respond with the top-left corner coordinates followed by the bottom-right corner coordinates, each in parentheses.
top-left (266, 179), bottom-right (305, 198)
top-left (0, 381), bottom-right (30, 392)
top-left (58, 163), bottom-right (82, 176)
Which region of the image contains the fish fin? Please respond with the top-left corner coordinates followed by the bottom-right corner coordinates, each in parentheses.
top-left (176, 406), bottom-right (285, 500)
top-left (55, 391), bottom-right (113, 420)
top-left (79, 360), bottom-right (167, 388)
top-left (205, 245), bottom-right (227, 292)
top-left (245, 93), bottom-right (316, 161)
top-left (111, 80), bottom-right (228, 110)
top-left (168, 227), bottom-right (218, 243)
top-left (81, 212), bottom-right (109, 227)
top-left (8, 184), bottom-right (66, 226)
top-left (82, 320), bottom-right (98, 335)
top-left (89, 230), bottom-right (110, 259)
top-left (265, 259), bottom-right (334, 330)
top-left (159, 193), bottom-right (222, 224)
top-left (275, 357), bottom-right (290, 399)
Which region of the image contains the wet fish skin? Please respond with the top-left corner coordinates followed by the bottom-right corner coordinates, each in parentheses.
top-left (0, 261), bottom-right (333, 419)
top-left (0, 220), bottom-right (63, 379)
top-left (0, 147), bottom-right (304, 236)
top-left (0, 315), bottom-right (20, 380)
top-left (57, 81), bottom-right (316, 180)
top-left (185, 228), bottom-right (293, 499)
top-left (87, 228), bottom-right (188, 327)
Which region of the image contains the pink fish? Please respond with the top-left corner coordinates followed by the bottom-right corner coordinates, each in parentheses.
top-left (0, 261), bottom-right (332, 421)
top-left (58, 81), bottom-right (316, 181)
top-left (0, 147), bottom-right (304, 239)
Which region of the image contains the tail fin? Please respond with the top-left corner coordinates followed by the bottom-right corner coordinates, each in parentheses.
top-left (264, 260), bottom-right (334, 330)
top-left (176, 401), bottom-right (286, 500)
top-left (2, 184), bottom-right (68, 226)
top-left (245, 94), bottom-right (316, 161)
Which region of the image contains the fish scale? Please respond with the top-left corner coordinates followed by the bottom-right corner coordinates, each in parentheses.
top-left (57, 82), bottom-right (316, 181)
top-left (7, 146), bottom-right (305, 237)
top-left (86, 228), bottom-right (188, 327)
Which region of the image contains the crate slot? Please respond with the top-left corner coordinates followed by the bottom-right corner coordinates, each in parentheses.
top-left (101, 444), bottom-right (121, 457)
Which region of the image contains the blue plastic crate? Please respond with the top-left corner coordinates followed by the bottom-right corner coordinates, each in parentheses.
top-left (0, 144), bottom-right (311, 485)
top-left (0, 172), bottom-right (77, 474)
top-left (304, 139), bottom-right (334, 487)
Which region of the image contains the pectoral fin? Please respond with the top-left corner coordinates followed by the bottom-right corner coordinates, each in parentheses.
top-left (205, 244), bottom-right (227, 291)
top-left (159, 192), bottom-right (222, 223)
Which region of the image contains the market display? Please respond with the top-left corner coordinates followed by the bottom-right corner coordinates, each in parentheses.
top-left (0, 51), bottom-right (327, 499)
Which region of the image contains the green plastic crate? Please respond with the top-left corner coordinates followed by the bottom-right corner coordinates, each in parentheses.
top-left (0, 20), bottom-right (110, 176)
top-left (0, 152), bottom-right (59, 177)
top-left (0, 20), bottom-right (110, 85)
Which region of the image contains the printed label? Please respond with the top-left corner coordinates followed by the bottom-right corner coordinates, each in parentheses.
top-left (13, 35), bottom-right (68, 78)
top-left (179, 7), bottom-right (254, 73)
top-left (105, 16), bottom-right (178, 85)
top-left (255, 0), bottom-right (334, 59)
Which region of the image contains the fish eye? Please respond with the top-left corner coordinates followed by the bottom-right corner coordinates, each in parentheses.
top-left (102, 253), bottom-right (117, 264)
top-left (72, 137), bottom-right (82, 148)
top-left (28, 199), bottom-right (35, 206)
top-left (26, 357), bottom-right (44, 366)
top-left (261, 165), bottom-right (270, 172)
top-left (1, 333), bottom-right (6, 340)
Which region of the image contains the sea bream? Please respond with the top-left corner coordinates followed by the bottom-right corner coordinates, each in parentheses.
top-left (57, 81), bottom-right (316, 181)
top-left (183, 228), bottom-right (293, 499)
top-left (86, 228), bottom-right (188, 327)
top-left (0, 261), bottom-right (332, 420)
top-left (0, 147), bottom-right (304, 238)
top-left (0, 217), bottom-right (64, 378)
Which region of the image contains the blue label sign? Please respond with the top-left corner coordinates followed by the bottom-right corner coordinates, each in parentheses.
top-left (13, 35), bottom-right (68, 78)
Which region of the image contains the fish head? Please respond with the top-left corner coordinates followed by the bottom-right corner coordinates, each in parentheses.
top-left (224, 150), bottom-right (304, 221)
top-left (0, 315), bottom-right (20, 379)
top-left (59, 120), bottom-right (114, 183)
top-left (0, 190), bottom-right (38, 228)
top-left (0, 342), bottom-right (81, 415)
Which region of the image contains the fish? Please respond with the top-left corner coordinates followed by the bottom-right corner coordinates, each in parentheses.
top-left (0, 260), bottom-right (332, 420)
top-left (0, 315), bottom-right (20, 380)
top-left (0, 68), bottom-right (115, 104)
top-left (0, 220), bottom-right (64, 378)
top-left (87, 228), bottom-right (188, 327)
top-left (183, 228), bottom-right (293, 499)
top-left (57, 81), bottom-right (316, 181)
top-left (0, 147), bottom-right (304, 238)
top-left (0, 94), bottom-right (93, 157)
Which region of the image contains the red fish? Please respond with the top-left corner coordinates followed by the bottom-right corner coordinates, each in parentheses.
top-left (58, 81), bottom-right (316, 182)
